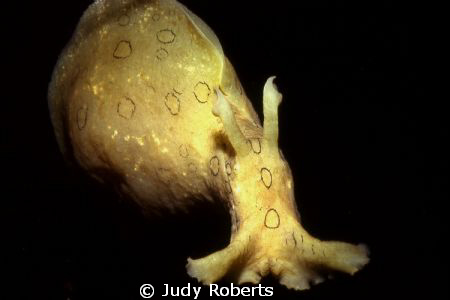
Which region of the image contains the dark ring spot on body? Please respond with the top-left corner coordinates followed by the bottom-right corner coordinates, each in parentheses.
top-left (225, 162), bottom-right (232, 176)
top-left (264, 208), bottom-right (280, 229)
top-left (225, 181), bottom-right (232, 194)
top-left (118, 14), bottom-right (130, 26)
top-left (209, 156), bottom-right (219, 176)
top-left (164, 92), bottom-right (180, 115)
top-left (113, 40), bottom-right (132, 59)
top-left (156, 48), bottom-right (168, 60)
top-left (179, 144), bottom-right (188, 158)
top-left (157, 29), bottom-right (176, 44)
top-left (248, 138), bottom-right (261, 154)
top-left (77, 106), bottom-right (88, 130)
top-left (188, 163), bottom-right (197, 173)
top-left (117, 97), bottom-right (136, 119)
top-left (193, 81), bottom-right (211, 103)
top-left (152, 13), bottom-right (160, 21)
top-left (260, 167), bottom-right (272, 189)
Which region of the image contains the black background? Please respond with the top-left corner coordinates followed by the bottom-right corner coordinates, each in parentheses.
top-left (4, 0), bottom-right (446, 299)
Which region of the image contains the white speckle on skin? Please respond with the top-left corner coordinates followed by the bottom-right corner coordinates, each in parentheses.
top-left (92, 85), bottom-right (98, 95)
top-left (152, 132), bottom-right (161, 145)
top-left (135, 136), bottom-right (145, 146)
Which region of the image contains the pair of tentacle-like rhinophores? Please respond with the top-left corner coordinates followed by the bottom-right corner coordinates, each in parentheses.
top-left (48, 0), bottom-right (369, 290)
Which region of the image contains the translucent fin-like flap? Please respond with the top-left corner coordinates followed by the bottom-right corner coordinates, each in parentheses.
top-left (175, 1), bottom-right (224, 65)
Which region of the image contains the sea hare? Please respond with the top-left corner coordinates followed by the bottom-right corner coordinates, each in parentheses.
top-left (48, 0), bottom-right (369, 290)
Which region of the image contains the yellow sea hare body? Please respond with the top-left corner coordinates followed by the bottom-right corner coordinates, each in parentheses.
top-left (48, 0), bottom-right (369, 290)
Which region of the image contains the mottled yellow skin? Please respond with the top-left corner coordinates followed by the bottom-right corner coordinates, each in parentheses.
top-left (48, 0), bottom-right (369, 290)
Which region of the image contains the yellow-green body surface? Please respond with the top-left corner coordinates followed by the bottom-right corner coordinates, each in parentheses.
top-left (48, 0), bottom-right (369, 290)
